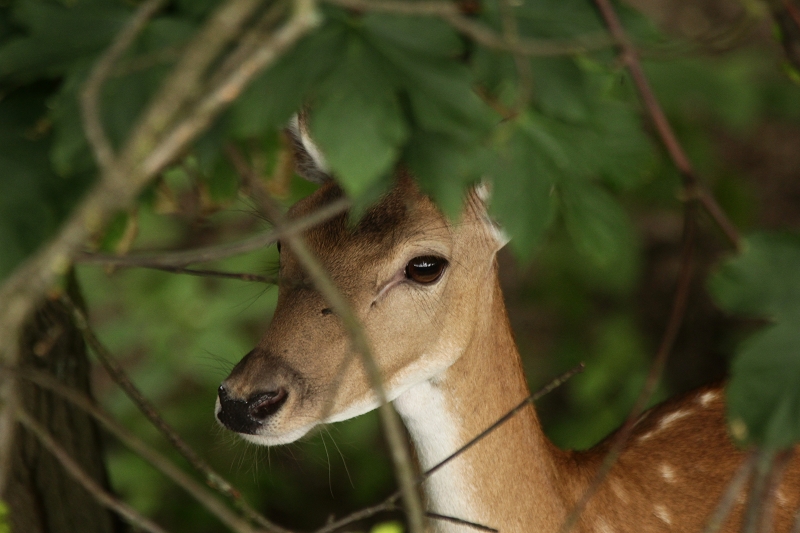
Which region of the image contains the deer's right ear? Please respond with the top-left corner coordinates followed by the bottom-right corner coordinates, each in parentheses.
top-left (288, 113), bottom-right (332, 184)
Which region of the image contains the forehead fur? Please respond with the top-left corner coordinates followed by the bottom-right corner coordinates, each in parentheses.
top-left (287, 174), bottom-right (442, 258)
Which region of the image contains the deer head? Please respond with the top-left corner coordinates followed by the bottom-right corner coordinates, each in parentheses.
top-left (215, 125), bottom-right (506, 446)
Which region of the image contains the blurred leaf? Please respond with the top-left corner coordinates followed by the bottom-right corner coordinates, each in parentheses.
top-left (709, 232), bottom-right (800, 449)
top-left (0, 499), bottom-right (9, 533)
top-left (310, 38), bottom-right (408, 197)
top-left (371, 521), bottom-right (404, 533)
top-left (405, 129), bottom-right (491, 219)
top-left (560, 176), bottom-right (639, 289)
top-left (489, 125), bottom-right (557, 259)
top-left (229, 23), bottom-right (347, 137)
top-left (0, 0), bottom-right (130, 81)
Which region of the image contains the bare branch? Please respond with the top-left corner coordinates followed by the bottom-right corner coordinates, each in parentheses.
top-left (12, 406), bottom-right (170, 533)
top-left (426, 512), bottom-right (498, 533)
top-left (422, 363), bottom-right (584, 482)
top-left (592, 0), bottom-right (742, 251)
top-left (58, 296), bottom-right (289, 533)
top-left (225, 145), bottom-right (426, 533)
top-left (314, 501), bottom-right (399, 533)
top-left (141, 0), bottom-right (321, 177)
top-left (496, 0), bottom-right (533, 111)
top-left (76, 198), bottom-right (350, 269)
top-left (5, 365), bottom-right (280, 533)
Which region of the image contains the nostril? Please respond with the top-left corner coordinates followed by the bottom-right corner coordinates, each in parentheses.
top-left (248, 388), bottom-right (288, 421)
top-left (218, 384), bottom-right (229, 402)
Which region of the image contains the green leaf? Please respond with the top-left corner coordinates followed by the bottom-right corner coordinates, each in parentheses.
top-left (404, 130), bottom-right (490, 219)
top-left (310, 38), bottom-right (408, 197)
top-left (489, 127), bottom-right (557, 259)
top-left (560, 177), bottom-right (639, 288)
top-left (0, 0), bottom-right (131, 81)
top-left (710, 232), bottom-right (800, 319)
top-left (364, 18), bottom-right (496, 142)
top-left (709, 233), bottom-right (800, 449)
top-left (726, 323), bottom-right (800, 449)
top-left (229, 24), bottom-right (347, 137)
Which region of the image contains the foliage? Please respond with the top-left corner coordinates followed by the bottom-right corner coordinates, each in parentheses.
top-left (0, 499), bottom-right (9, 533)
top-left (710, 233), bottom-right (800, 450)
top-left (1, 0), bottom-right (800, 529)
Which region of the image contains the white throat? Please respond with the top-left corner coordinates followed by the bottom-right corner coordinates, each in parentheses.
top-left (393, 378), bottom-right (485, 532)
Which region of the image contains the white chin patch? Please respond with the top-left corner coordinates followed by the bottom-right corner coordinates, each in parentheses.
top-left (238, 425), bottom-right (316, 446)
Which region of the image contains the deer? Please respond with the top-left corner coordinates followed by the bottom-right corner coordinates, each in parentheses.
top-left (215, 122), bottom-right (800, 532)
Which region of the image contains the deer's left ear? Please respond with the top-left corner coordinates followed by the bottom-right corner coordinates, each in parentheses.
top-left (287, 113), bottom-right (332, 184)
top-left (468, 182), bottom-right (510, 253)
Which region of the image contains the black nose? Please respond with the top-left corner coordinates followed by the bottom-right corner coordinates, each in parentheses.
top-left (217, 385), bottom-right (288, 434)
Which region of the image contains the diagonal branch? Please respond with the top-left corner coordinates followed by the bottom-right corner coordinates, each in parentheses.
top-left (5, 365), bottom-right (279, 533)
top-left (12, 406), bottom-right (171, 533)
top-left (592, 0), bottom-right (741, 251)
top-left (58, 295), bottom-right (290, 533)
top-left (81, 0), bottom-right (169, 175)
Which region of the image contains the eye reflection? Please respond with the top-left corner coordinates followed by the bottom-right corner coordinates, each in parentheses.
top-left (405, 256), bottom-right (448, 284)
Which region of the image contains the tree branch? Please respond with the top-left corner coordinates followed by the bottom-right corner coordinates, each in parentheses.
top-left (80, 0), bottom-right (169, 175)
top-left (58, 296), bottom-right (290, 533)
top-left (5, 365), bottom-right (279, 533)
top-left (592, 0), bottom-right (741, 250)
top-left (75, 197), bottom-right (350, 269)
top-left (12, 406), bottom-right (170, 533)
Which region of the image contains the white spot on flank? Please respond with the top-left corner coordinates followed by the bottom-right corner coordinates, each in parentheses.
top-left (660, 464), bottom-right (676, 483)
top-left (659, 409), bottom-right (692, 430)
top-left (596, 518), bottom-right (614, 533)
top-left (654, 504), bottom-right (671, 525)
top-left (777, 489), bottom-right (788, 506)
top-left (697, 390), bottom-right (720, 407)
top-left (611, 479), bottom-right (628, 503)
top-left (638, 431), bottom-right (655, 443)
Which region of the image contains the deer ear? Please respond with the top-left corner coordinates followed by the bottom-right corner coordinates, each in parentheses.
top-left (288, 113), bottom-right (332, 184)
top-left (470, 182), bottom-right (510, 252)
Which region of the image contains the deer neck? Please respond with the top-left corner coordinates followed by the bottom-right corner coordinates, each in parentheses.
top-left (393, 267), bottom-right (573, 533)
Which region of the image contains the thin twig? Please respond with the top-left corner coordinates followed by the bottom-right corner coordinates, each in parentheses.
top-left (4, 365), bottom-right (278, 533)
top-left (80, 0), bottom-right (168, 175)
top-left (225, 145), bottom-right (425, 533)
top-left (12, 406), bottom-right (170, 533)
top-left (703, 451), bottom-right (757, 533)
top-left (58, 295), bottom-right (289, 533)
top-left (75, 197), bottom-right (350, 269)
top-left (102, 263), bottom-right (274, 283)
top-left (424, 363), bottom-right (585, 482)
top-left (426, 512), bottom-right (498, 532)
top-left (323, 0), bottom-right (612, 57)
top-left (592, 0), bottom-right (741, 251)
top-left (312, 364), bottom-right (584, 533)
top-left (314, 501), bottom-right (399, 533)
top-left (122, 0), bottom-right (265, 165)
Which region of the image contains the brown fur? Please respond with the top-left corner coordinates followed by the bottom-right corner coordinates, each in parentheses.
top-left (220, 176), bottom-right (800, 532)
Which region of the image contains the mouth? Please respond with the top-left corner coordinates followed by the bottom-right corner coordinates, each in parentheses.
top-left (214, 396), bottom-right (316, 445)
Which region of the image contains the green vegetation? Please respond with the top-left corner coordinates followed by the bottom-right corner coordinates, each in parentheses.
top-left (2, 0), bottom-right (800, 529)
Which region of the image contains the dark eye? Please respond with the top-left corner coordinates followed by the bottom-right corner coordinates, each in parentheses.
top-left (405, 256), bottom-right (448, 284)
top-left (276, 241), bottom-right (281, 253)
